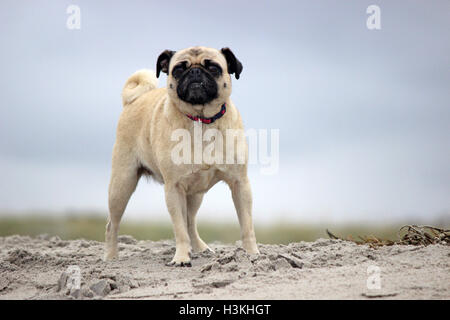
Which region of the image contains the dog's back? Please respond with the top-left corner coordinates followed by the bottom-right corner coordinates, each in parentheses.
top-left (116, 69), bottom-right (166, 147)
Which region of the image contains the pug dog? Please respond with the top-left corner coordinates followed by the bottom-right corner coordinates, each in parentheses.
top-left (105, 46), bottom-right (259, 266)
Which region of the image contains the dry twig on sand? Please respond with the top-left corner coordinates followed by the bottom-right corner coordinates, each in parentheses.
top-left (398, 225), bottom-right (450, 246)
top-left (326, 225), bottom-right (449, 248)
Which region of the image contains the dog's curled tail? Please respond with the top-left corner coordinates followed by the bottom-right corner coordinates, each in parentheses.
top-left (122, 69), bottom-right (158, 105)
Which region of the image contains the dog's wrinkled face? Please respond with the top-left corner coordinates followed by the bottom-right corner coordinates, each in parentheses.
top-left (156, 46), bottom-right (242, 106)
top-left (173, 58), bottom-right (219, 105)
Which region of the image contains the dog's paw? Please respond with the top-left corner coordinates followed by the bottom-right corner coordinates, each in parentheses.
top-left (166, 251), bottom-right (192, 267)
top-left (243, 244), bottom-right (260, 255)
top-left (192, 244), bottom-right (215, 255)
top-left (166, 260), bottom-right (192, 267)
top-left (191, 237), bottom-right (215, 253)
top-left (103, 251), bottom-right (118, 261)
top-left (199, 247), bottom-right (216, 257)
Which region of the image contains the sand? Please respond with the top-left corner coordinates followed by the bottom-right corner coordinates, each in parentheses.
top-left (0, 234), bottom-right (448, 300)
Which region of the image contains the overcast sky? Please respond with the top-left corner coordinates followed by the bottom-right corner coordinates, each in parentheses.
top-left (0, 0), bottom-right (449, 223)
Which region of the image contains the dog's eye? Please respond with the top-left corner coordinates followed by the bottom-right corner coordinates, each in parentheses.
top-left (172, 64), bottom-right (186, 79)
top-left (172, 67), bottom-right (184, 78)
top-left (208, 65), bottom-right (219, 74)
top-left (208, 65), bottom-right (219, 73)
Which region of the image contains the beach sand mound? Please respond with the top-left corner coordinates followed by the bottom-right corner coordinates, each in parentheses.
top-left (0, 235), bottom-right (448, 299)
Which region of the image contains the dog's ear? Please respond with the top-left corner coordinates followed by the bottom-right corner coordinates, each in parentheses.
top-left (220, 47), bottom-right (243, 79)
top-left (156, 49), bottom-right (175, 78)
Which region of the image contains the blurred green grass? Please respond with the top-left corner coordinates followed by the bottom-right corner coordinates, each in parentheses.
top-left (0, 214), bottom-right (410, 244)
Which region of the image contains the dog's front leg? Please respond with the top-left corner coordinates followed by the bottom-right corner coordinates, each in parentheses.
top-left (164, 183), bottom-right (192, 267)
top-left (229, 176), bottom-right (260, 254)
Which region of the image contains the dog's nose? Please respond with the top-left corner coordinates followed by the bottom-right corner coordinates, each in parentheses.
top-left (189, 67), bottom-right (202, 80)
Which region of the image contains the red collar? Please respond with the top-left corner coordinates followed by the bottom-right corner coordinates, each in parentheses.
top-left (185, 103), bottom-right (226, 124)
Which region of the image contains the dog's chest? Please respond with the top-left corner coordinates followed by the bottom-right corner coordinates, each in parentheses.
top-left (177, 164), bottom-right (223, 195)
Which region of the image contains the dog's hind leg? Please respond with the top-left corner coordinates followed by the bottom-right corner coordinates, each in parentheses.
top-left (104, 152), bottom-right (139, 261)
top-left (187, 193), bottom-right (213, 253)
